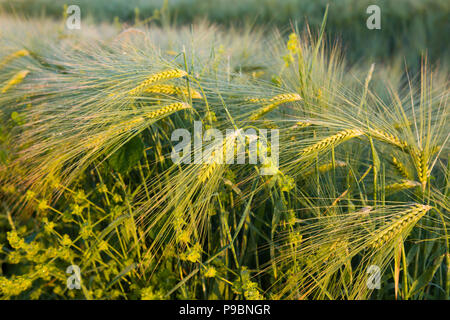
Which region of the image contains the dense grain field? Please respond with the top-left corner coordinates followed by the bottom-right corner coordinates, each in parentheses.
top-left (0, 1), bottom-right (448, 300)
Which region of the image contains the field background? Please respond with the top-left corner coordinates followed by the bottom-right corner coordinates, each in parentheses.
top-left (0, 0), bottom-right (448, 300)
top-left (2, 0), bottom-right (449, 66)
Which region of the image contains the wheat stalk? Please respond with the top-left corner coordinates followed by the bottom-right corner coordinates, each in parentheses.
top-left (128, 69), bottom-right (188, 95)
top-left (1, 70), bottom-right (30, 93)
top-left (250, 93), bottom-right (302, 120)
top-left (371, 204), bottom-right (431, 249)
top-left (0, 49), bottom-right (29, 70)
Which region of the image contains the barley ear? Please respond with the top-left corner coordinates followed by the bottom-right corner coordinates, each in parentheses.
top-left (391, 155), bottom-right (411, 179)
top-left (300, 129), bottom-right (364, 157)
top-left (145, 102), bottom-right (192, 119)
top-left (368, 128), bottom-right (408, 150)
top-left (129, 69), bottom-right (188, 95)
top-left (250, 93), bottom-right (301, 120)
top-left (2, 70), bottom-right (30, 93)
top-left (371, 204), bottom-right (431, 249)
top-left (0, 49), bottom-right (30, 70)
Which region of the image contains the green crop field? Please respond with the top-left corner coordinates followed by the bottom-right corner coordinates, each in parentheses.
top-left (0, 1), bottom-right (448, 300)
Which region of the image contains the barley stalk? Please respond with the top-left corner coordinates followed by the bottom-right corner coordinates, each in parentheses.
top-left (144, 84), bottom-right (202, 99)
top-left (300, 129), bottom-right (364, 156)
top-left (144, 102), bottom-right (191, 119)
top-left (383, 180), bottom-right (421, 194)
top-left (250, 93), bottom-right (302, 120)
top-left (128, 69), bottom-right (188, 95)
top-left (411, 147), bottom-right (429, 192)
top-left (199, 162), bottom-right (218, 184)
top-left (288, 120), bottom-right (312, 130)
top-left (198, 134), bottom-right (241, 183)
top-left (368, 128), bottom-right (408, 149)
top-left (262, 120), bottom-right (278, 129)
top-left (246, 97), bottom-right (265, 103)
top-left (86, 117), bottom-right (146, 149)
top-left (371, 204), bottom-right (431, 249)
top-left (392, 155), bottom-right (410, 179)
top-left (113, 117), bottom-right (146, 134)
top-left (87, 103), bottom-right (190, 149)
top-left (304, 160), bottom-right (346, 177)
top-left (1, 70), bottom-right (30, 93)
top-left (0, 49), bottom-right (29, 70)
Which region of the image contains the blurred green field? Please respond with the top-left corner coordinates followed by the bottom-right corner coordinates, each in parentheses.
top-left (1, 0), bottom-right (449, 66)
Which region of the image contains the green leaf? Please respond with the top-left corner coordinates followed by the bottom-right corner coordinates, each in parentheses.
top-left (408, 254), bottom-right (445, 298)
top-left (0, 148), bottom-right (8, 165)
top-left (108, 136), bottom-right (144, 173)
top-left (105, 262), bottom-right (137, 290)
